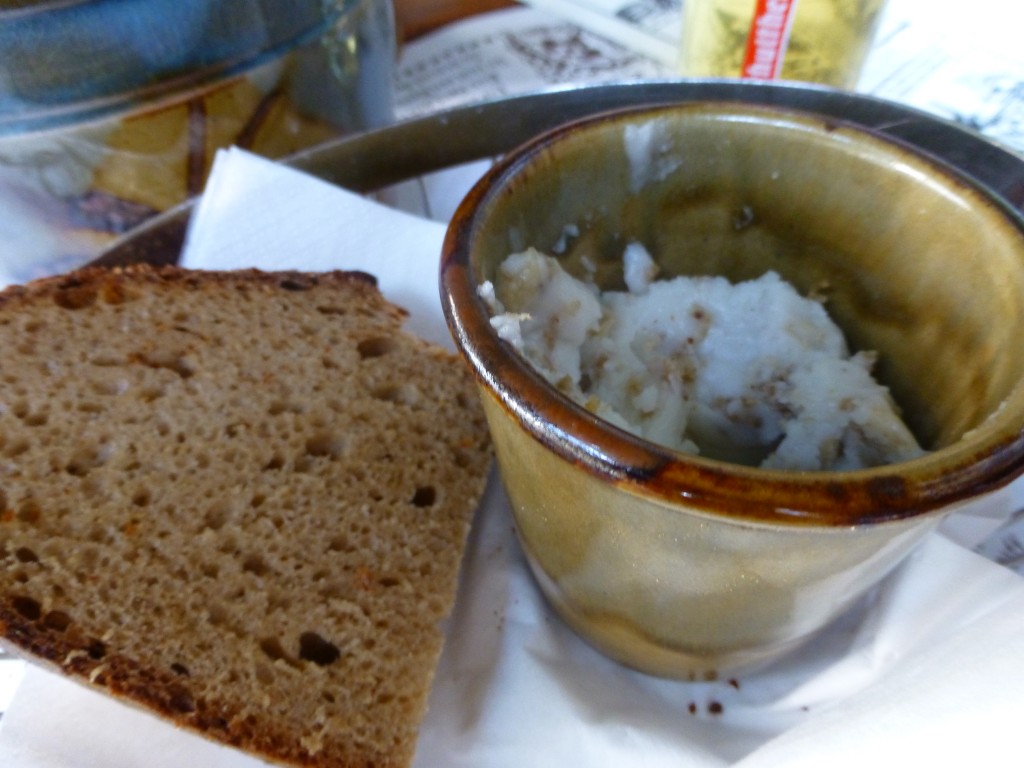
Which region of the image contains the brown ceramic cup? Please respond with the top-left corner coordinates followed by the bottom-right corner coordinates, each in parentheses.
top-left (440, 102), bottom-right (1024, 678)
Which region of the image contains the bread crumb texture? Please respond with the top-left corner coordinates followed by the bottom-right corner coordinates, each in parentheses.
top-left (0, 266), bottom-right (492, 768)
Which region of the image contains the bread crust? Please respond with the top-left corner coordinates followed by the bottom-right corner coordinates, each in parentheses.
top-left (0, 265), bottom-right (492, 767)
top-left (0, 264), bottom-right (385, 313)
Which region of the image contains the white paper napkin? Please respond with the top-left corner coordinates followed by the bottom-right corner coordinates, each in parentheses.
top-left (183, 147), bottom-right (454, 350)
top-left (734, 590), bottom-right (1024, 767)
top-left (3, 147), bottom-right (1024, 767)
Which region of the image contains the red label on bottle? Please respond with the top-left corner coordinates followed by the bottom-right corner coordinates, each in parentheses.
top-left (741, 0), bottom-right (799, 79)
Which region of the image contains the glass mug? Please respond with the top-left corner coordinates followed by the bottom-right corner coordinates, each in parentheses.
top-left (679, 0), bottom-right (889, 90)
top-left (0, 0), bottom-right (397, 286)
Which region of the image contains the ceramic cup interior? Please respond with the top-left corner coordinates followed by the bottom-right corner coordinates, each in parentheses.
top-left (440, 102), bottom-right (1024, 677)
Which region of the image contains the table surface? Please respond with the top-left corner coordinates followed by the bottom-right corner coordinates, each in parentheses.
top-left (394, 0), bottom-right (514, 40)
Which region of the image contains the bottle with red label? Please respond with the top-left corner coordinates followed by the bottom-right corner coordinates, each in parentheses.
top-left (679, 0), bottom-right (889, 90)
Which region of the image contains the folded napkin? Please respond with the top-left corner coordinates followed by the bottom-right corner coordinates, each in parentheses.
top-left (184, 147), bottom-right (455, 350)
top-left (735, 589), bottom-right (1024, 767)
top-left (3, 147), bottom-right (1023, 767)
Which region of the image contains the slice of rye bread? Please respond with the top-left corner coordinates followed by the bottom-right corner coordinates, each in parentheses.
top-left (0, 266), bottom-right (492, 767)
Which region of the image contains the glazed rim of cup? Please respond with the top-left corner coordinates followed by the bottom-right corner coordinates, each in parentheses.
top-left (440, 102), bottom-right (1024, 528)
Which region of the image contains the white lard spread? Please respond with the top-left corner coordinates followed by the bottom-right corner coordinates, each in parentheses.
top-left (479, 245), bottom-right (924, 471)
